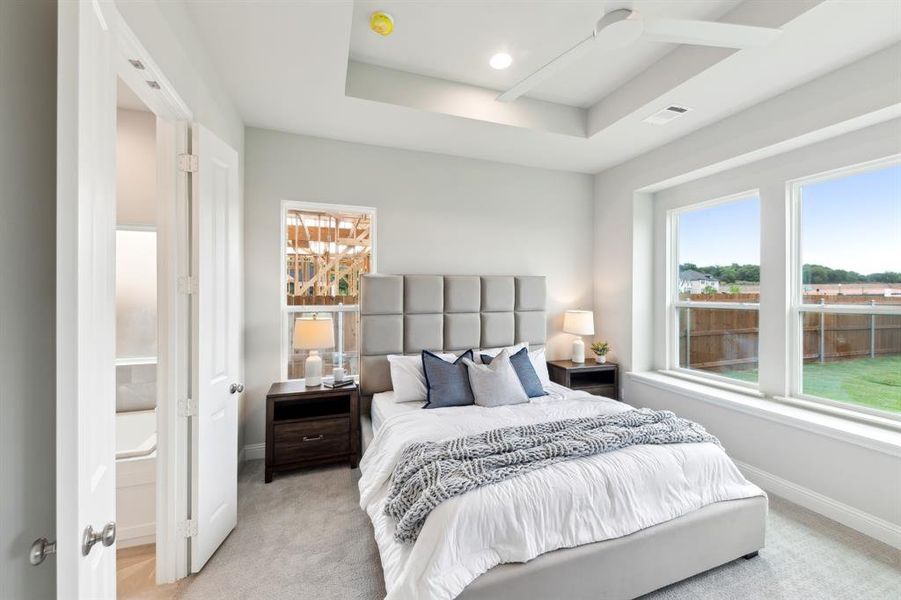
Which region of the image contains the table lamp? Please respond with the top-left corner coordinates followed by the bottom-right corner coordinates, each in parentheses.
top-left (293, 315), bottom-right (335, 386)
top-left (563, 310), bottom-right (594, 364)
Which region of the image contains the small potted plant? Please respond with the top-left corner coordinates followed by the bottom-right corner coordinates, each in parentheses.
top-left (590, 341), bottom-right (610, 364)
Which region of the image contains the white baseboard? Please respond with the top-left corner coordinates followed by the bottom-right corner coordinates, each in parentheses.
top-left (243, 442), bottom-right (265, 461)
top-left (735, 460), bottom-right (901, 549)
top-left (117, 522), bottom-right (155, 549)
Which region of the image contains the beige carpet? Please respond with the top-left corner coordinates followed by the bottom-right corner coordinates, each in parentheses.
top-left (176, 460), bottom-right (900, 600)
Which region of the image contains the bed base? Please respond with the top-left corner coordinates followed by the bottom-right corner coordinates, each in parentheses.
top-left (360, 415), bottom-right (766, 600)
top-left (459, 495), bottom-right (767, 600)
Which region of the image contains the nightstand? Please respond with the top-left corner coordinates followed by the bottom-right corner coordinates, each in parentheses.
top-left (546, 360), bottom-right (619, 400)
top-left (265, 381), bottom-right (360, 483)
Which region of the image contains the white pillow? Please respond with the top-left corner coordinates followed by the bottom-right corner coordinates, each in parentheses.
top-left (478, 342), bottom-right (528, 364)
top-left (478, 343), bottom-right (550, 384)
top-left (528, 347), bottom-right (551, 386)
top-left (462, 349), bottom-right (529, 408)
top-left (387, 353), bottom-right (457, 402)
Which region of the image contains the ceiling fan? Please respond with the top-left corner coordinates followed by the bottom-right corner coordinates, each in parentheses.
top-left (497, 5), bottom-right (782, 103)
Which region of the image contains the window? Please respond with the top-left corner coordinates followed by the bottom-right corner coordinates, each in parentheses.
top-left (281, 202), bottom-right (375, 381)
top-left (792, 160), bottom-right (900, 416)
top-left (116, 228), bottom-right (158, 361)
top-left (670, 193), bottom-right (760, 386)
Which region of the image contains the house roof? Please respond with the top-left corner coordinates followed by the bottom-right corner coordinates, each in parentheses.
top-left (680, 270), bottom-right (716, 282)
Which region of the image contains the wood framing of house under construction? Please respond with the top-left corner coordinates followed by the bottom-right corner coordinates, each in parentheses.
top-left (285, 207), bottom-right (373, 305)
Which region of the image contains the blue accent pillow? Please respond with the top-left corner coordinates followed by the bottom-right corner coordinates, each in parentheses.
top-left (480, 347), bottom-right (546, 398)
top-left (422, 350), bottom-right (475, 409)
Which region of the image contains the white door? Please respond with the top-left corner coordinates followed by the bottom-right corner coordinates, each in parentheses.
top-left (56, 0), bottom-right (118, 596)
top-left (190, 125), bottom-right (242, 571)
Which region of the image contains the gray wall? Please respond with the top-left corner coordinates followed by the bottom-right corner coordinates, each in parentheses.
top-left (0, 1), bottom-right (58, 597)
top-left (243, 128), bottom-right (594, 448)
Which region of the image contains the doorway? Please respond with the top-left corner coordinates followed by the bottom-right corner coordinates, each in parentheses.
top-left (114, 78), bottom-right (165, 598)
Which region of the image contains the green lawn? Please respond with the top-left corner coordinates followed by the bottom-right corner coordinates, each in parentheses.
top-left (721, 356), bottom-right (901, 414)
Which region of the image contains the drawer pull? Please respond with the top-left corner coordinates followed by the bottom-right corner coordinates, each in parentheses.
top-left (302, 435), bottom-right (324, 442)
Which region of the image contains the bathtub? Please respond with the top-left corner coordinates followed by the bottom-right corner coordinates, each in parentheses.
top-left (116, 409), bottom-right (157, 548)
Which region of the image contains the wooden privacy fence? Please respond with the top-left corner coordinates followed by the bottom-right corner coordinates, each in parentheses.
top-left (678, 294), bottom-right (901, 371)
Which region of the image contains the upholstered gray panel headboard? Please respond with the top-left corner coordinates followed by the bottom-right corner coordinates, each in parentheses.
top-left (360, 275), bottom-right (546, 396)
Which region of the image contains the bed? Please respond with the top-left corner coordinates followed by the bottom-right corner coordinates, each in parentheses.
top-left (358, 274), bottom-right (767, 600)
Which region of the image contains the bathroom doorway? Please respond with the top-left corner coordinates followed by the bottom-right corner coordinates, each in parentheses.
top-left (114, 78), bottom-right (166, 598)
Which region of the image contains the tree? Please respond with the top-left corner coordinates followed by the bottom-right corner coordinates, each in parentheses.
top-left (679, 263), bottom-right (893, 285)
top-left (867, 272), bottom-right (901, 284)
top-left (736, 264), bottom-right (759, 283)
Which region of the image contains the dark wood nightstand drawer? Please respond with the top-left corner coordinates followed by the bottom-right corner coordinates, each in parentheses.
top-left (273, 418), bottom-right (350, 464)
top-left (274, 433), bottom-right (350, 464)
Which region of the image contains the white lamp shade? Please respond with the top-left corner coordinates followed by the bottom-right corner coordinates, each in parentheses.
top-left (293, 315), bottom-right (335, 350)
top-left (563, 310), bottom-right (595, 336)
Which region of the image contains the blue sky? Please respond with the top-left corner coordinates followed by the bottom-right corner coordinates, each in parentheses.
top-left (679, 164), bottom-right (901, 274)
top-left (679, 195), bottom-right (760, 267)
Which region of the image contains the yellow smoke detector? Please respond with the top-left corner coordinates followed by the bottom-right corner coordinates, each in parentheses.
top-left (370, 11), bottom-right (394, 37)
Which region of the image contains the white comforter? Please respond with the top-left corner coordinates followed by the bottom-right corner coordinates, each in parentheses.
top-left (359, 387), bottom-right (764, 600)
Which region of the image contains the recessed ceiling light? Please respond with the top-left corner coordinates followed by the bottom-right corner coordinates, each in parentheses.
top-left (489, 53), bottom-right (512, 70)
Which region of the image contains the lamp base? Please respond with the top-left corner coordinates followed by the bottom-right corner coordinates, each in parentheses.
top-left (305, 350), bottom-right (323, 387)
top-left (571, 338), bottom-right (585, 363)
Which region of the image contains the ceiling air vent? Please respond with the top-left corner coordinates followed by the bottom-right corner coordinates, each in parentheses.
top-left (643, 105), bottom-right (691, 125)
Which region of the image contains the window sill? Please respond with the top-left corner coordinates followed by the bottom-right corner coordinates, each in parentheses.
top-left (628, 371), bottom-right (901, 457)
top-left (658, 369), bottom-right (763, 398)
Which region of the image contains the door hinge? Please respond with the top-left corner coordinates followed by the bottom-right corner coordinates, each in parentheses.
top-left (178, 520), bottom-right (198, 538)
top-left (177, 153), bottom-right (199, 173)
top-left (178, 398), bottom-right (195, 418)
top-left (177, 276), bottom-right (197, 295)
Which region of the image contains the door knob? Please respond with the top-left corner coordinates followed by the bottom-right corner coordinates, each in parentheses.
top-left (82, 522), bottom-right (116, 556)
top-left (229, 383), bottom-right (244, 394)
top-left (29, 537), bottom-right (56, 565)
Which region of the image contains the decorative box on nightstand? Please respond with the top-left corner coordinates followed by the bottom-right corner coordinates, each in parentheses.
top-left (546, 360), bottom-right (619, 400)
top-left (265, 381), bottom-right (360, 483)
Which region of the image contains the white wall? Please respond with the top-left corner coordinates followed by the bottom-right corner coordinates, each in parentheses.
top-left (594, 46), bottom-right (901, 544)
top-left (0, 1), bottom-right (57, 597)
top-left (243, 128), bottom-right (594, 448)
top-left (116, 108), bottom-right (156, 226)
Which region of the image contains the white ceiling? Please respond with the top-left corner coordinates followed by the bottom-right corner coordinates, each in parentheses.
top-left (350, 0), bottom-right (741, 108)
top-left (182, 0), bottom-right (901, 173)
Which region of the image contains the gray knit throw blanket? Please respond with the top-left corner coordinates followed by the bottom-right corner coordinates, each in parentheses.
top-left (384, 408), bottom-right (720, 543)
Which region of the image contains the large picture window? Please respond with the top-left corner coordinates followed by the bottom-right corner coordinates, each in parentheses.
top-left (670, 193), bottom-right (761, 386)
top-left (792, 160), bottom-right (900, 416)
top-left (281, 202), bottom-right (375, 381)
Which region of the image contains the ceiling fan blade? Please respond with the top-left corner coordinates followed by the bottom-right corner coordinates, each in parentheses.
top-left (497, 33), bottom-right (597, 103)
top-left (641, 18), bottom-right (781, 49)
